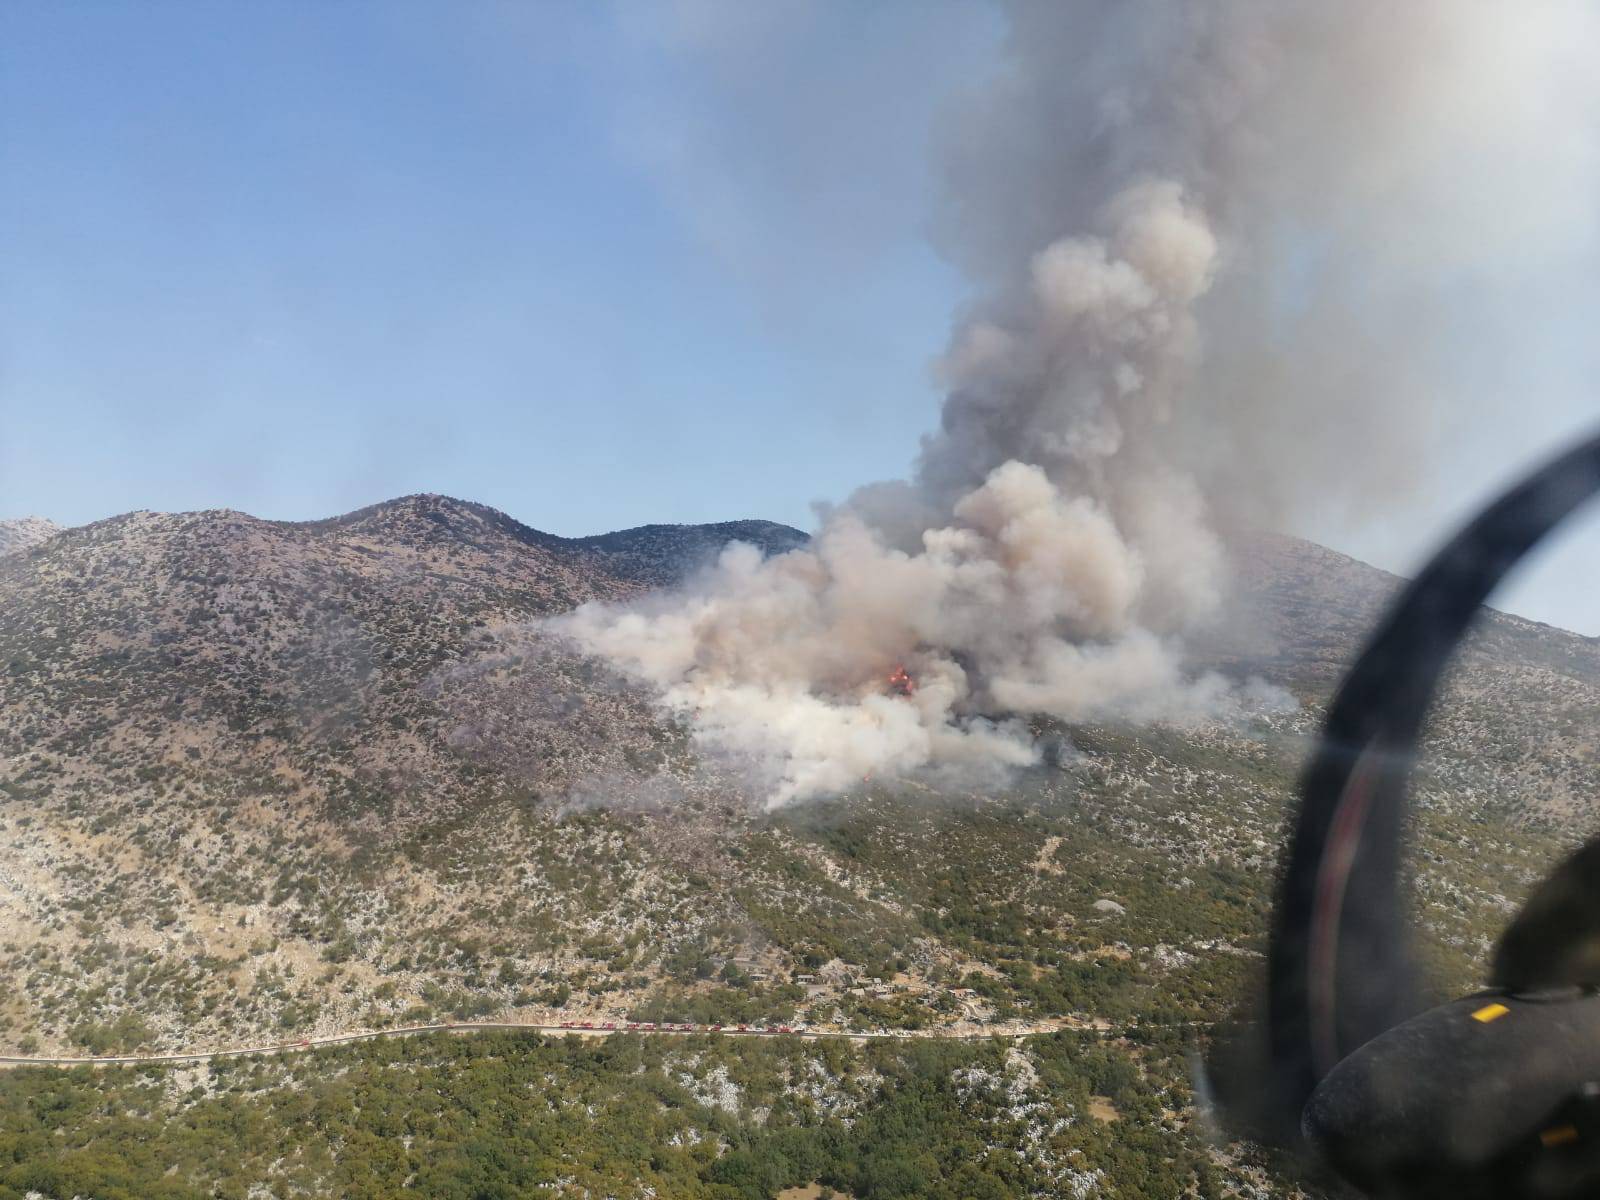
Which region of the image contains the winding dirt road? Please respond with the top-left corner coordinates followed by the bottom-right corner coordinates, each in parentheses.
top-left (0, 1019), bottom-right (1066, 1071)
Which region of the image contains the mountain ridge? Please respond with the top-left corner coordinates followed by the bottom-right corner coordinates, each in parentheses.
top-left (5, 494), bottom-right (1598, 825)
top-left (0, 490), bottom-right (1592, 1099)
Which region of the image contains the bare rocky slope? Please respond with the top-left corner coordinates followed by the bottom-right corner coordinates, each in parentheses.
top-left (0, 497), bottom-right (804, 831)
top-left (1212, 530), bottom-right (1600, 824)
top-left (0, 494), bottom-right (1591, 1091)
top-left (0, 517), bottom-right (60, 559)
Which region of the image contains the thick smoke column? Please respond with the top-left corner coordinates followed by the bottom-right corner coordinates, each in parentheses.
top-left (554, 0), bottom-right (1600, 805)
top-left (558, 181), bottom-right (1226, 803)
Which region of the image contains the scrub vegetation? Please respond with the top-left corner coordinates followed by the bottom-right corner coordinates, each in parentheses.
top-left (0, 501), bottom-right (1593, 1197)
top-left (0, 1030), bottom-right (1253, 1200)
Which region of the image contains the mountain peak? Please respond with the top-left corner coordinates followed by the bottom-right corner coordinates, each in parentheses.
top-left (568, 519), bottom-right (808, 586)
top-left (293, 496), bottom-right (807, 583)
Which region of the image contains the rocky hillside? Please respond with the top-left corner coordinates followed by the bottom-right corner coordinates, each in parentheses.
top-left (0, 493), bottom-right (1594, 1198)
top-left (0, 496), bottom-right (803, 831)
top-left (0, 517), bottom-right (60, 558)
top-left (8, 499), bottom-right (1590, 848)
top-left (1208, 530), bottom-right (1600, 824)
top-left (0, 496), bottom-right (868, 1052)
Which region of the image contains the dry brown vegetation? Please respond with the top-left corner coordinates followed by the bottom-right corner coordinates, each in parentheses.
top-left (0, 497), bottom-right (1591, 1065)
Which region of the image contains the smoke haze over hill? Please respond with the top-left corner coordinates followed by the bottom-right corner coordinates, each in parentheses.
top-left (555, 1), bottom-right (1600, 804)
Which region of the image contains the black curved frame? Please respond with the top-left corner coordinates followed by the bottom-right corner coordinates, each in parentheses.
top-left (1265, 429), bottom-right (1600, 1125)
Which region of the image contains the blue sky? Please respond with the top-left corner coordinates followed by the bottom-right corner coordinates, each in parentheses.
top-left (0, 1), bottom-right (998, 534)
top-left (4, 1), bottom-right (1599, 632)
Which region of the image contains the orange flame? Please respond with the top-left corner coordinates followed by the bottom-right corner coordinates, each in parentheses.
top-left (887, 665), bottom-right (916, 697)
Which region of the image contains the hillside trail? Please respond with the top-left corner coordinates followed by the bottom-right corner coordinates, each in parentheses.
top-left (0, 1016), bottom-right (1101, 1070)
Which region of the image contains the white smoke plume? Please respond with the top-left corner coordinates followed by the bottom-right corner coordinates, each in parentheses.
top-left (554, 0), bottom-right (1600, 805)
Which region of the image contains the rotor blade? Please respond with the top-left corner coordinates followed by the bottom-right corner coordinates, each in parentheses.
top-left (1492, 836), bottom-right (1600, 991)
top-left (1262, 428), bottom-right (1600, 1138)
